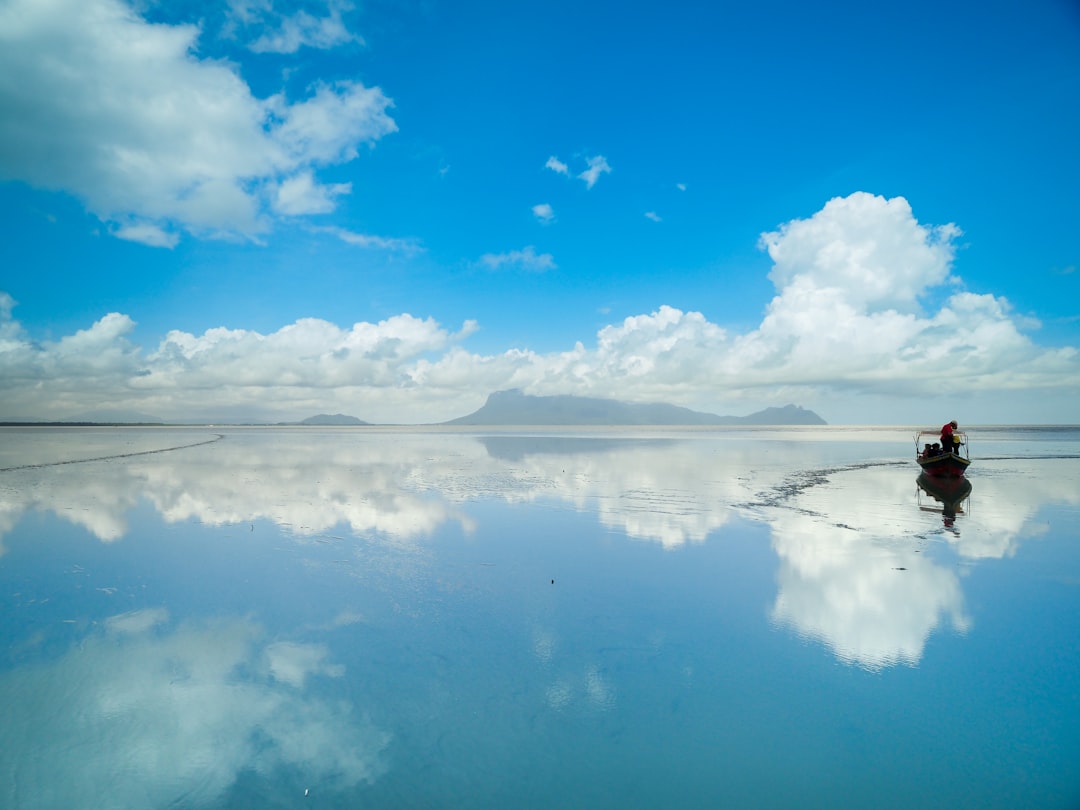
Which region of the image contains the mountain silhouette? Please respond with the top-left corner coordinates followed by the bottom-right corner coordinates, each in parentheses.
top-left (443, 389), bottom-right (826, 426)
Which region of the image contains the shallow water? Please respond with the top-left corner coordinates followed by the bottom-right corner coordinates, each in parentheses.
top-left (1, 426), bottom-right (1078, 808)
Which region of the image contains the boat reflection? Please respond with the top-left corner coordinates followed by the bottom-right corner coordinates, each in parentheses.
top-left (917, 472), bottom-right (973, 528)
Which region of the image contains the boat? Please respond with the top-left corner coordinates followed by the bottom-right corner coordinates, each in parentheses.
top-left (914, 429), bottom-right (970, 477)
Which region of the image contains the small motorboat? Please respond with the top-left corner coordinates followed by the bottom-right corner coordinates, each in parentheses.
top-left (915, 430), bottom-right (970, 477)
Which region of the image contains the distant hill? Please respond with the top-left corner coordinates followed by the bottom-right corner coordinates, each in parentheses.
top-left (735, 404), bottom-right (827, 425)
top-left (299, 413), bottom-right (369, 426)
top-left (443, 389), bottom-right (826, 426)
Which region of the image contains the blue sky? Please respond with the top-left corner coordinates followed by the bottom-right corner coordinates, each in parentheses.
top-left (1, 0), bottom-right (1078, 424)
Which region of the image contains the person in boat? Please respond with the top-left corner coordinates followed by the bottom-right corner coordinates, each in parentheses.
top-left (940, 420), bottom-right (961, 455)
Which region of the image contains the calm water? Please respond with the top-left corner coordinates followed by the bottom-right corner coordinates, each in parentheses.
top-left (1, 426), bottom-right (1078, 809)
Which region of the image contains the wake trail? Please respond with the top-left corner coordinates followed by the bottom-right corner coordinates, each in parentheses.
top-left (0, 434), bottom-right (226, 472)
top-left (735, 459), bottom-right (908, 512)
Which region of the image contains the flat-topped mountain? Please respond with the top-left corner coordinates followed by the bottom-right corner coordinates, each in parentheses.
top-left (735, 404), bottom-right (827, 425)
top-left (298, 413), bottom-right (369, 426)
top-left (443, 389), bottom-right (826, 426)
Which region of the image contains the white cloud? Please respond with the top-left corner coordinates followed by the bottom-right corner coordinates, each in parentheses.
top-left (676, 183), bottom-right (686, 191)
top-left (577, 155), bottom-right (611, 189)
top-left (0, 0), bottom-right (395, 244)
top-left (274, 171), bottom-right (352, 215)
top-left (112, 222), bottom-right (181, 249)
top-left (479, 246), bottom-right (556, 272)
top-left (544, 154), bottom-right (611, 190)
top-left (0, 307), bottom-right (477, 422)
top-left (268, 80), bottom-right (396, 165)
top-left (240, 0), bottom-right (362, 54)
top-left (644, 211), bottom-right (661, 222)
top-left (313, 225), bottom-right (422, 254)
top-left (760, 192), bottom-right (960, 312)
top-left (1, 193), bottom-right (1078, 424)
top-left (532, 203), bottom-right (555, 224)
top-left (146, 315), bottom-right (473, 389)
top-left (544, 156), bottom-right (569, 175)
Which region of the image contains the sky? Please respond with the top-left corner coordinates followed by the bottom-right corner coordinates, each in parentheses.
top-left (1, 0), bottom-right (1078, 425)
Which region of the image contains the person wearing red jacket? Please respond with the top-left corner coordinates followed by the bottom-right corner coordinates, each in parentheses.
top-left (940, 420), bottom-right (959, 454)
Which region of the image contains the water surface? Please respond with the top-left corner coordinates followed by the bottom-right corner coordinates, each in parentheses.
top-left (2, 426), bottom-right (1078, 808)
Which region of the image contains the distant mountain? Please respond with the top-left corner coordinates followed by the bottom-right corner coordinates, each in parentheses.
top-left (299, 413), bottom-right (369, 426)
top-left (443, 389), bottom-right (826, 426)
top-left (735, 404), bottom-right (827, 425)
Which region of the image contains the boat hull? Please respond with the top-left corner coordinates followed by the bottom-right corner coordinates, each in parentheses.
top-left (917, 452), bottom-right (970, 477)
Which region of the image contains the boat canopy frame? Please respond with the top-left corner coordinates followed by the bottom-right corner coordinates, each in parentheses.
top-left (914, 430), bottom-right (970, 462)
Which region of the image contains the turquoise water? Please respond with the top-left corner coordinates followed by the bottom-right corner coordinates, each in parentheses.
top-left (1, 426), bottom-right (1078, 808)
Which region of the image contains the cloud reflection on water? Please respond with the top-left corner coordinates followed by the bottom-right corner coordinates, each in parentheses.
top-left (1, 430), bottom-right (807, 551)
top-left (2, 428), bottom-right (1078, 675)
top-left (0, 607), bottom-right (387, 809)
top-left (764, 461), bottom-right (1079, 668)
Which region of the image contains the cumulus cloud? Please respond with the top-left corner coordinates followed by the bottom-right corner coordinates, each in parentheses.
top-left (532, 203), bottom-right (555, 224)
top-left (268, 80), bottom-right (395, 165)
top-left (644, 211), bottom-right (661, 222)
top-left (760, 192), bottom-right (960, 312)
top-left (0, 0), bottom-right (395, 245)
top-left (273, 171), bottom-right (352, 216)
top-left (479, 246), bottom-right (556, 272)
top-left (1, 193), bottom-right (1078, 423)
top-left (0, 307), bottom-right (477, 422)
top-left (144, 314), bottom-right (474, 390)
top-left (2, 311), bottom-right (144, 385)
